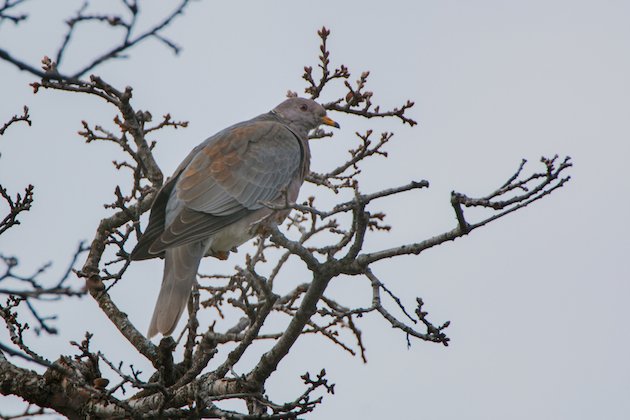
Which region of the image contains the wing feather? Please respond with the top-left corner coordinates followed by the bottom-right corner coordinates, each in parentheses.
top-left (147, 118), bottom-right (304, 253)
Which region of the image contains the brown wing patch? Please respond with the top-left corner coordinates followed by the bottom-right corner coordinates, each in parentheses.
top-left (175, 120), bottom-right (303, 216)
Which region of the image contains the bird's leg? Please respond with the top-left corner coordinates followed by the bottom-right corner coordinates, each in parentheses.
top-left (252, 221), bottom-right (273, 238)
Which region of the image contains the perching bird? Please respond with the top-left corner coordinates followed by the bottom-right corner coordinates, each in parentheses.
top-left (130, 98), bottom-right (339, 338)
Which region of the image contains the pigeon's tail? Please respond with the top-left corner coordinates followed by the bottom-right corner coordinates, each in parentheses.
top-left (148, 242), bottom-right (205, 338)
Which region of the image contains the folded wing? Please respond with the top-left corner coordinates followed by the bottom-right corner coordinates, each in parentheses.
top-left (138, 120), bottom-right (302, 255)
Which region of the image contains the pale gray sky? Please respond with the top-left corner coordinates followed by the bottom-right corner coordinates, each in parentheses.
top-left (1, 1), bottom-right (629, 418)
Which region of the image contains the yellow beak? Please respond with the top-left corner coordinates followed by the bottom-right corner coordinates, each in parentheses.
top-left (321, 115), bottom-right (340, 128)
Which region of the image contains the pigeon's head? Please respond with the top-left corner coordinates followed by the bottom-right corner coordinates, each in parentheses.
top-left (272, 97), bottom-right (339, 136)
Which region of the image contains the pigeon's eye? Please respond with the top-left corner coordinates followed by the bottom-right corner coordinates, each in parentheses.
top-left (299, 104), bottom-right (308, 111)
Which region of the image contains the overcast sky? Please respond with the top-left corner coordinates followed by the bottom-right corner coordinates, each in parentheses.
top-left (1, 1), bottom-right (629, 419)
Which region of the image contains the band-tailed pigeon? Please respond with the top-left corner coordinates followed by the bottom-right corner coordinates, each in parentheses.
top-left (130, 98), bottom-right (339, 338)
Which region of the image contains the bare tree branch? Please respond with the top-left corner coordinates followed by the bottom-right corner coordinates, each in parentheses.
top-left (0, 0), bottom-right (28, 26)
top-left (0, 15), bottom-right (572, 418)
top-left (0, 184), bottom-right (33, 236)
top-left (0, 0), bottom-right (193, 82)
top-left (0, 106), bottom-right (30, 135)
top-left (0, 242), bottom-right (87, 335)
